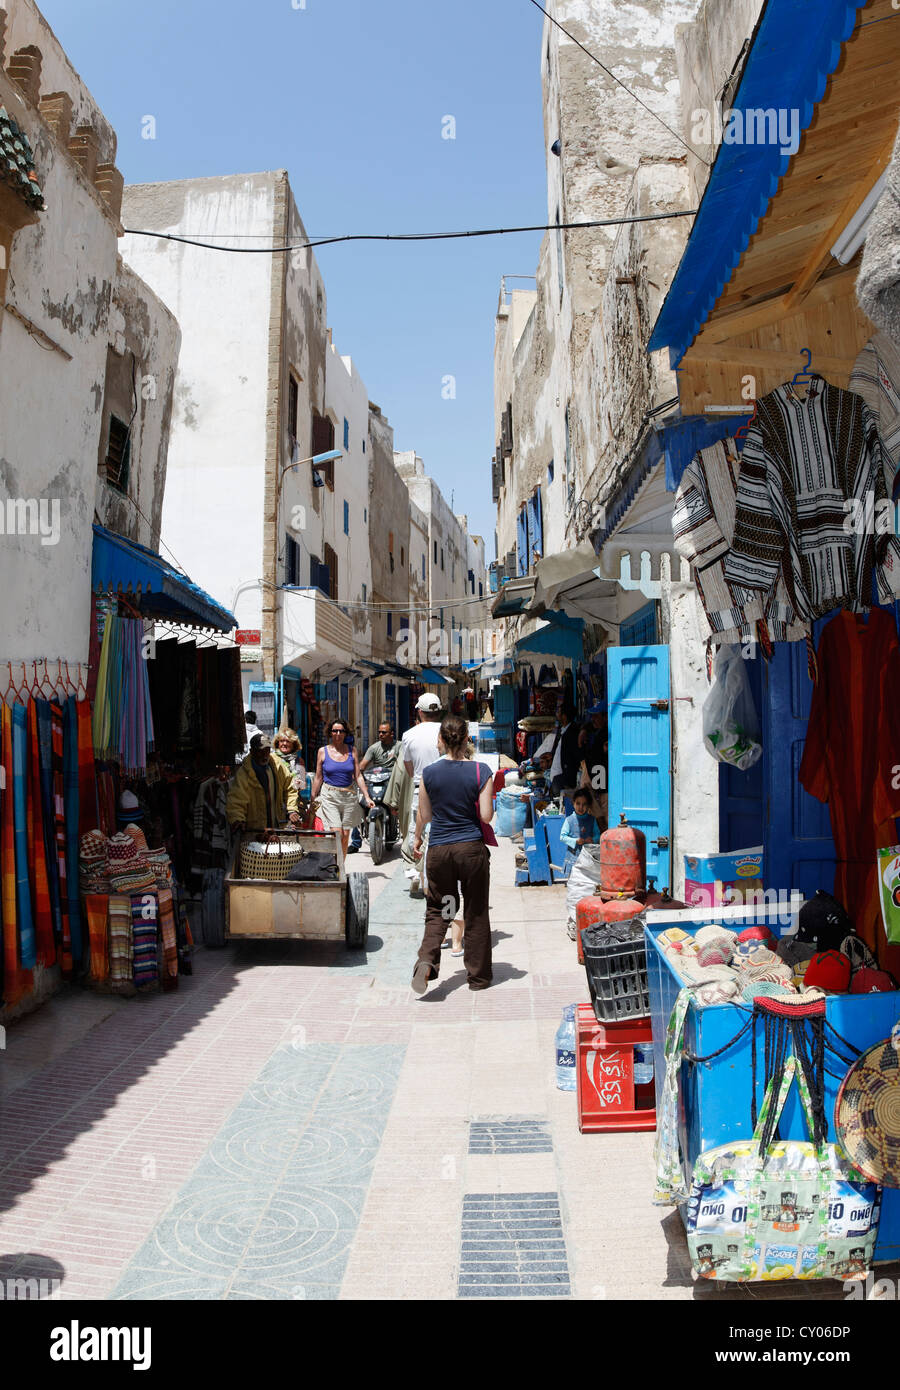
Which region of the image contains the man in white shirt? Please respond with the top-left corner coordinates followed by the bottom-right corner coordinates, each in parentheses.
top-left (401, 693), bottom-right (443, 897)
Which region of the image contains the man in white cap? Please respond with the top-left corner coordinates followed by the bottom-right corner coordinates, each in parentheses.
top-left (401, 693), bottom-right (444, 897)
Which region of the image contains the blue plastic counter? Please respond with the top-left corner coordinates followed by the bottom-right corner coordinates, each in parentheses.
top-left (645, 913), bottom-right (900, 1262)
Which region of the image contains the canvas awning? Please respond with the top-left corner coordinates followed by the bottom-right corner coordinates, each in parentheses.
top-left (514, 613), bottom-right (584, 664)
top-left (91, 524), bottom-right (236, 632)
top-left (419, 666), bottom-right (454, 685)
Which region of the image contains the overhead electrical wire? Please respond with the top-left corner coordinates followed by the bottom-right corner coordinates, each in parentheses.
top-left (527, 0), bottom-right (712, 168)
top-left (122, 208), bottom-right (698, 255)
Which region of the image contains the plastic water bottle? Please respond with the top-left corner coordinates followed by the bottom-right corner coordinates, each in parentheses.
top-left (633, 1042), bottom-right (654, 1087)
top-left (555, 1005), bottom-right (577, 1091)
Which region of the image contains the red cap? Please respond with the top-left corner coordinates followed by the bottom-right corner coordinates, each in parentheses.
top-left (804, 949), bottom-right (852, 993)
top-left (738, 925), bottom-right (778, 952)
top-left (849, 967), bottom-right (896, 994)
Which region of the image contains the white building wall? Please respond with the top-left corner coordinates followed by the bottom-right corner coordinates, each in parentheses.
top-left (323, 345), bottom-right (372, 658)
top-left (121, 174), bottom-right (279, 632)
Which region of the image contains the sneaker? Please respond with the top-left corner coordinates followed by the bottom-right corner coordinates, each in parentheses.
top-left (411, 961), bottom-right (432, 996)
top-left (567, 920), bottom-right (577, 941)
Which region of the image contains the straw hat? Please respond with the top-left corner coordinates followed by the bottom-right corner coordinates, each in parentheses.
top-left (835, 1024), bottom-right (900, 1187)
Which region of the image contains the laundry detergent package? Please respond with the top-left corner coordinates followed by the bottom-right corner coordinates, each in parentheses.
top-left (683, 846), bottom-right (764, 908)
top-left (877, 844), bottom-right (900, 945)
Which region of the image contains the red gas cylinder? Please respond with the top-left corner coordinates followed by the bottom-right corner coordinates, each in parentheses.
top-left (643, 890), bottom-right (686, 912)
top-left (598, 813), bottom-right (646, 898)
top-left (575, 894), bottom-right (644, 964)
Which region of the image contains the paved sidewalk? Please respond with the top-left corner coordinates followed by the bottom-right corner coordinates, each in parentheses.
top-left (1, 840), bottom-right (895, 1300)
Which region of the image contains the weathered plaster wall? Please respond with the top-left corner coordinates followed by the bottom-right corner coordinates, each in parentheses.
top-left (95, 258), bottom-right (180, 549)
top-left (121, 173), bottom-right (282, 633)
top-left (0, 64), bottom-right (118, 661)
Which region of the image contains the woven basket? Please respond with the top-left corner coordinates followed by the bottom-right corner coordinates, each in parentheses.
top-left (239, 837), bottom-right (306, 881)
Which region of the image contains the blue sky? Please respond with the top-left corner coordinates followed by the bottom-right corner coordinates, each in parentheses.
top-left (40, 0), bottom-right (548, 551)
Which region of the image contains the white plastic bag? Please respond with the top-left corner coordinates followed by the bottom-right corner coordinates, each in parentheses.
top-left (566, 844), bottom-right (604, 923)
top-left (702, 644), bottom-right (762, 771)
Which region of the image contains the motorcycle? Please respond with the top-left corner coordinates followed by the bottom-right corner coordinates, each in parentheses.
top-left (361, 766), bottom-right (399, 864)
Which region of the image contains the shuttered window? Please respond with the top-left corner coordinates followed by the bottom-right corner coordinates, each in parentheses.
top-left (105, 416), bottom-right (131, 492)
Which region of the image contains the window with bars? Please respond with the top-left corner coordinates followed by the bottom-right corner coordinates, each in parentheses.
top-left (104, 416), bottom-right (131, 492)
top-left (285, 534), bottom-right (301, 586)
top-left (311, 412), bottom-right (335, 489)
top-left (288, 375), bottom-right (299, 446)
top-left (323, 542), bottom-right (339, 601)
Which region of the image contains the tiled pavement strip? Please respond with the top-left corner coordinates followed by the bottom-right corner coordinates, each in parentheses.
top-left (2, 839), bottom-right (898, 1301)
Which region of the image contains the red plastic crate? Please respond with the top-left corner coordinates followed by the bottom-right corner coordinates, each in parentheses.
top-left (575, 1003), bottom-right (656, 1134)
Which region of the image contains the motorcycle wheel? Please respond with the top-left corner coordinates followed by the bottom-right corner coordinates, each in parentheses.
top-left (369, 815), bottom-right (385, 864)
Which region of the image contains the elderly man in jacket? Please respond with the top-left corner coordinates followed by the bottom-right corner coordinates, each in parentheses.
top-left (226, 734), bottom-right (301, 833)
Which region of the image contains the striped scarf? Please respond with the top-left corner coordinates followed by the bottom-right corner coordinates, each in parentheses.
top-left (1, 703), bottom-right (33, 1006)
top-left (131, 892), bottom-right (159, 990)
top-left (26, 699), bottom-right (55, 966)
top-left (63, 697), bottom-right (82, 966)
top-left (108, 894), bottom-right (133, 990)
top-left (76, 697), bottom-right (98, 837)
top-left (12, 703), bottom-right (36, 971)
top-left (35, 699), bottom-right (63, 945)
top-left (50, 701), bottom-right (72, 975)
top-left (157, 888), bottom-right (179, 992)
top-left (83, 893), bottom-right (110, 982)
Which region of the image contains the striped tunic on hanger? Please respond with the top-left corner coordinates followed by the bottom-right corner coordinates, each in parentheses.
top-left (723, 377), bottom-right (900, 622)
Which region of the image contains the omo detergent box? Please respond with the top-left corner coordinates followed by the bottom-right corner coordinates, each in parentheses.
top-left (683, 846), bottom-right (764, 908)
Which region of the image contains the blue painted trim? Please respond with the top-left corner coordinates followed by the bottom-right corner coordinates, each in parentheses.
top-left (648, 0), bottom-right (866, 365)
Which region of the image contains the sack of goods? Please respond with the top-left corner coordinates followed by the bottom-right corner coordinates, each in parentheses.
top-left (239, 837), bottom-right (306, 881)
top-left (686, 1057), bottom-right (881, 1283)
top-left (566, 844), bottom-right (604, 923)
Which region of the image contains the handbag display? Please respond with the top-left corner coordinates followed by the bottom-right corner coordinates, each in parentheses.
top-left (686, 1056), bottom-right (881, 1283)
top-left (239, 836), bottom-right (307, 881)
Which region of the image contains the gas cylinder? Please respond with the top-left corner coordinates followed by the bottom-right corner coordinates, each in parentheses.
top-left (598, 813), bottom-right (646, 898)
top-left (575, 893), bottom-right (644, 964)
top-left (643, 890), bottom-right (686, 912)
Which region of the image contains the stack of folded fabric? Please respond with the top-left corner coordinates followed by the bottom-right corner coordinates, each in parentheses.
top-left (79, 831), bottom-right (111, 895)
top-left (658, 923), bottom-right (818, 1006)
top-left (146, 848), bottom-right (174, 890)
top-left (107, 831), bottom-right (156, 894)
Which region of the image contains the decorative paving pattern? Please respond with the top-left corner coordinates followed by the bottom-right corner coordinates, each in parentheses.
top-left (468, 1118), bottom-right (553, 1155)
top-left (110, 1042), bottom-right (405, 1300)
top-left (458, 1192), bottom-right (571, 1298)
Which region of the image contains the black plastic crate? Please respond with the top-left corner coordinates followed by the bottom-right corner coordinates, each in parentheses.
top-left (581, 922), bottom-right (650, 1022)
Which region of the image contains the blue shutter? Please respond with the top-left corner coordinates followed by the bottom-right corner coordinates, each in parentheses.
top-left (343, 499), bottom-right (349, 534)
top-left (343, 418), bottom-right (350, 450)
top-left (516, 506), bottom-right (529, 576)
top-left (620, 601), bottom-right (657, 646)
top-left (531, 486), bottom-right (543, 562)
top-left (607, 644), bottom-right (671, 891)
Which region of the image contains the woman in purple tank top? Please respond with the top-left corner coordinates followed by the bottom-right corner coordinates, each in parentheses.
top-left (310, 719), bottom-right (374, 859)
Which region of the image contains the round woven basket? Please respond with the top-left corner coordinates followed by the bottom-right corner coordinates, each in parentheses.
top-left (835, 1024), bottom-right (900, 1187)
top-left (239, 838), bottom-right (306, 881)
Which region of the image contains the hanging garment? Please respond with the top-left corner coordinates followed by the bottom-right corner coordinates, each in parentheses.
top-left (673, 437), bottom-right (805, 644)
top-left (799, 608), bottom-right (900, 976)
top-left (63, 697), bottom-right (83, 966)
top-left (50, 701), bottom-right (72, 975)
top-left (12, 703), bottom-right (36, 971)
top-left (157, 887), bottom-right (179, 991)
top-left (35, 699), bottom-right (63, 945)
top-left (849, 332), bottom-right (900, 488)
top-left (83, 894), bottom-right (109, 982)
top-left (76, 697), bottom-right (98, 837)
top-left (200, 868), bottom-right (226, 948)
top-left (108, 894), bottom-right (133, 990)
top-left (191, 776), bottom-right (230, 872)
top-left (725, 377), bottom-right (900, 620)
top-left (26, 700), bottom-right (54, 966)
top-left (1, 703), bottom-right (33, 1006)
top-left (131, 892), bottom-right (159, 990)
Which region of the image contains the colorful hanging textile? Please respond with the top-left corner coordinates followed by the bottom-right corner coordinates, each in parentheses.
top-left (76, 698), bottom-right (98, 837)
top-left (12, 703), bottom-right (36, 971)
top-left (108, 894), bottom-right (133, 990)
top-left (157, 887), bottom-right (179, 992)
top-left (35, 699), bottom-right (63, 945)
top-left (27, 699), bottom-right (54, 966)
top-left (63, 697), bottom-right (82, 966)
top-left (131, 892), bottom-right (158, 990)
top-left (92, 613), bottom-right (155, 773)
top-left (1, 703), bottom-right (32, 1006)
top-left (51, 701), bottom-right (72, 975)
top-left (83, 894), bottom-right (109, 982)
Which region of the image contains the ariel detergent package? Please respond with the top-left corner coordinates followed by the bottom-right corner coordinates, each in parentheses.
top-left (684, 846), bottom-right (764, 908)
top-left (877, 844), bottom-right (900, 945)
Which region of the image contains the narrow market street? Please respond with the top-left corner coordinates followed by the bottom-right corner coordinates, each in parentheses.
top-left (3, 841), bottom-right (896, 1303)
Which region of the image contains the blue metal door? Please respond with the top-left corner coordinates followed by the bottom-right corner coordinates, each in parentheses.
top-left (607, 644), bottom-right (671, 891)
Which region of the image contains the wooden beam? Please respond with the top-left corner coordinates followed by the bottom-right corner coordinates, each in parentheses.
top-left (682, 344), bottom-right (856, 373)
top-left (782, 131), bottom-right (896, 310)
top-left (699, 269), bottom-right (857, 345)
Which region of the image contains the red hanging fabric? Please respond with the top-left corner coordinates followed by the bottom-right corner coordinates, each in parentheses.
top-left (27, 699), bottom-right (55, 967)
top-left (1, 703), bottom-right (33, 1006)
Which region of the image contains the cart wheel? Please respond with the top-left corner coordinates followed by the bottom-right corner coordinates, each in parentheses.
top-left (368, 815), bottom-right (385, 864)
top-left (345, 872), bottom-right (369, 948)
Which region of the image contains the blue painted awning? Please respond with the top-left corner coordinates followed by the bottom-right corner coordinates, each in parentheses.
top-left (420, 666), bottom-right (454, 685)
top-left (648, 0), bottom-right (866, 366)
top-left (515, 614), bottom-right (584, 662)
top-left (91, 524), bottom-right (236, 632)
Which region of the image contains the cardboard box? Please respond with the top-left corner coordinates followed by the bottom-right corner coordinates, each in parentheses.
top-left (683, 846), bottom-right (764, 908)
